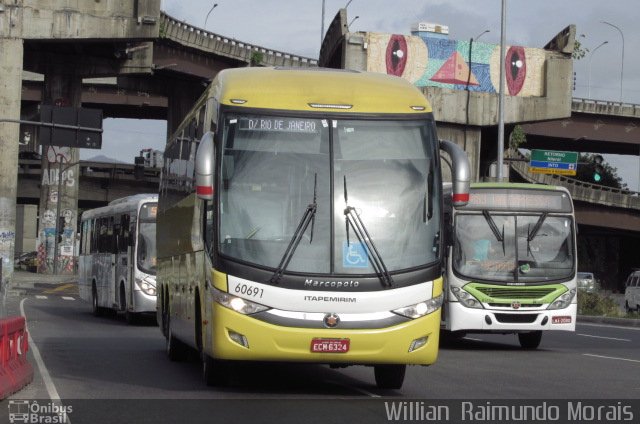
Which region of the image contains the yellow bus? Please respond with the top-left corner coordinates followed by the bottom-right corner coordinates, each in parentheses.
top-left (157, 67), bottom-right (470, 389)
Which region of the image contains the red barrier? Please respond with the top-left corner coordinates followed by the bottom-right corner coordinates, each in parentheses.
top-left (0, 316), bottom-right (34, 399)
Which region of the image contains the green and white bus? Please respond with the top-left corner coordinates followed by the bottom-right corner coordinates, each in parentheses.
top-left (442, 183), bottom-right (577, 349)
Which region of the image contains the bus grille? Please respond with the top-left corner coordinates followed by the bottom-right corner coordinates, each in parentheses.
top-left (476, 287), bottom-right (556, 300)
top-left (494, 313), bottom-right (538, 324)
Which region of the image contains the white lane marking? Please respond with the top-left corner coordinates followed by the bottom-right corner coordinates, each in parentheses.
top-left (20, 298), bottom-right (61, 400)
top-left (583, 353), bottom-right (640, 364)
top-left (61, 297), bottom-right (75, 301)
top-left (35, 295), bottom-right (47, 299)
top-left (464, 337), bottom-right (483, 342)
top-left (20, 299), bottom-right (72, 423)
top-left (578, 322), bottom-right (640, 331)
top-left (577, 333), bottom-right (631, 342)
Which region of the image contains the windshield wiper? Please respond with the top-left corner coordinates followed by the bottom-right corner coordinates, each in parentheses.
top-left (482, 210), bottom-right (505, 254)
top-left (527, 212), bottom-right (547, 241)
top-left (269, 174), bottom-right (317, 284)
top-left (344, 176), bottom-right (393, 287)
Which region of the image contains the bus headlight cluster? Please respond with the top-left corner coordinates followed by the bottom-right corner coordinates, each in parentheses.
top-left (547, 289), bottom-right (576, 310)
top-left (451, 287), bottom-right (483, 309)
top-left (393, 294), bottom-right (443, 319)
top-left (213, 288), bottom-right (269, 315)
top-left (135, 278), bottom-right (156, 296)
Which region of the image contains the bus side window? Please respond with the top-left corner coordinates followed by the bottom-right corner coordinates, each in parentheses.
top-left (204, 200), bottom-right (214, 257)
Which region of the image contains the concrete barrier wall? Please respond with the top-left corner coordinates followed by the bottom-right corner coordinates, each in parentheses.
top-left (0, 316), bottom-right (33, 399)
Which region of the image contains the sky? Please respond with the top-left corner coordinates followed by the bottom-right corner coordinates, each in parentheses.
top-left (84, 0), bottom-right (640, 190)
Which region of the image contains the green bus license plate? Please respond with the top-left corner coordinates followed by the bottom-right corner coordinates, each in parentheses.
top-left (310, 338), bottom-right (350, 353)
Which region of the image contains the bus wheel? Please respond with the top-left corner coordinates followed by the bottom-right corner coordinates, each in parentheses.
top-left (518, 331), bottom-right (542, 349)
top-left (202, 355), bottom-right (231, 387)
top-left (166, 316), bottom-right (187, 362)
top-left (125, 310), bottom-right (138, 325)
top-left (92, 285), bottom-right (102, 317)
top-left (374, 364), bottom-right (406, 390)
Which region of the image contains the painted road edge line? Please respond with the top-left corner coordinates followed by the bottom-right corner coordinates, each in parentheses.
top-left (583, 353), bottom-right (640, 363)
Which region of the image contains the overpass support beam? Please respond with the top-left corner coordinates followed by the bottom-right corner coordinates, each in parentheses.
top-left (0, 38), bottom-right (24, 309)
top-left (37, 61), bottom-right (82, 275)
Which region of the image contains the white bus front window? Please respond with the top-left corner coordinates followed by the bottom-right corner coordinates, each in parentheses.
top-left (453, 214), bottom-right (574, 283)
top-left (137, 222), bottom-right (157, 275)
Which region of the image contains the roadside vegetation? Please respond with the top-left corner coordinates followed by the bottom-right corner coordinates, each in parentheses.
top-left (578, 290), bottom-right (639, 318)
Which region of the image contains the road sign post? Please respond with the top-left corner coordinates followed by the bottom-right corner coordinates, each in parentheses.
top-left (529, 149), bottom-right (578, 176)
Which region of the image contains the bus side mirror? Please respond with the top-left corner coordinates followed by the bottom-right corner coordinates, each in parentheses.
top-left (439, 140), bottom-right (470, 207)
top-left (195, 131), bottom-right (216, 201)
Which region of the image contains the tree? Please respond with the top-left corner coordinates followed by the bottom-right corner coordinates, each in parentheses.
top-left (575, 153), bottom-right (628, 189)
top-left (572, 40), bottom-right (589, 60)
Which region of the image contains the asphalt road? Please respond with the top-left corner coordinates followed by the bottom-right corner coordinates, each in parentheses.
top-left (4, 285), bottom-right (640, 423)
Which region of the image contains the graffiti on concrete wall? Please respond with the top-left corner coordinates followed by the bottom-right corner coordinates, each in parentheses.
top-left (0, 197), bottom-right (15, 283)
top-left (366, 33), bottom-right (546, 96)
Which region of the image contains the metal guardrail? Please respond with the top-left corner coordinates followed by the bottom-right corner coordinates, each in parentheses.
top-left (507, 149), bottom-right (640, 210)
top-left (160, 12), bottom-right (318, 68)
top-left (572, 98), bottom-right (640, 118)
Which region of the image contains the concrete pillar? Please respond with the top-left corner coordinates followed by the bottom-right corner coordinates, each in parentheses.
top-left (0, 38), bottom-right (24, 312)
top-left (37, 64), bottom-right (82, 275)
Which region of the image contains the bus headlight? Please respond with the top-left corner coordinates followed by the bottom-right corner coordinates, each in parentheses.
top-left (451, 287), bottom-right (483, 309)
top-left (547, 289), bottom-right (576, 310)
top-left (393, 294), bottom-right (443, 319)
top-left (135, 278), bottom-right (156, 296)
top-left (213, 288), bottom-right (269, 315)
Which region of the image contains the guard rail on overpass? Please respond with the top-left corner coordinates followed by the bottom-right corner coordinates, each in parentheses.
top-left (572, 98), bottom-right (640, 118)
top-left (507, 149), bottom-right (640, 211)
top-left (160, 12), bottom-right (318, 68)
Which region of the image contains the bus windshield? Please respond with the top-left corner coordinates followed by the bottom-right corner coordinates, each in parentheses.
top-left (218, 113), bottom-right (440, 275)
top-left (137, 203), bottom-right (157, 275)
top-left (453, 213), bottom-right (574, 283)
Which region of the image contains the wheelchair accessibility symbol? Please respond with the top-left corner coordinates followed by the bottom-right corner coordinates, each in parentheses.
top-left (343, 241), bottom-right (369, 268)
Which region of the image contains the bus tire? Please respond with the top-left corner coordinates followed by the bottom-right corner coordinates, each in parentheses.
top-left (374, 364), bottom-right (406, 390)
top-left (518, 331), bottom-right (542, 349)
top-left (625, 301), bottom-right (632, 313)
top-left (202, 355), bottom-right (232, 387)
top-left (166, 316), bottom-right (187, 362)
top-left (92, 284), bottom-right (103, 317)
top-left (125, 310), bottom-right (138, 325)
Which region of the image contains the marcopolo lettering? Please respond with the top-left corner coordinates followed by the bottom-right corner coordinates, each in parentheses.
top-left (304, 279), bottom-right (359, 289)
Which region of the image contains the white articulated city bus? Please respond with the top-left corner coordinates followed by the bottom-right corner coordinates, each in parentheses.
top-left (78, 194), bottom-right (158, 324)
top-left (443, 183), bottom-right (577, 349)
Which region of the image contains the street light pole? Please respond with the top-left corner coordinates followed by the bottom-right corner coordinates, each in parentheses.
top-left (601, 21), bottom-right (624, 102)
top-left (496, 0), bottom-right (507, 180)
top-left (348, 16), bottom-right (359, 31)
top-left (53, 154), bottom-right (65, 275)
top-left (204, 3), bottom-right (218, 30)
top-left (588, 41), bottom-right (608, 98)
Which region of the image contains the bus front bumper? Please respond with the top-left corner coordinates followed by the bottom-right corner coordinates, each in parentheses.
top-left (209, 305), bottom-right (441, 365)
top-left (132, 289), bottom-right (157, 314)
top-left (446, 302), bottom-right (577, 332)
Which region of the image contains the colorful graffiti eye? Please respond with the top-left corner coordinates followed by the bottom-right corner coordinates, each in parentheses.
top-left (386, 35), bottom-right (408, 77)
top-left (505, 46), bottom-right (526, 95)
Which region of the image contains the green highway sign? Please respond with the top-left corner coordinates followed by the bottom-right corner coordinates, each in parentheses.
top-left (529, 149), bottom-right (578, 176)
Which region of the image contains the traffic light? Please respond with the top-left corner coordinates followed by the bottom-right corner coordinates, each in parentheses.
top-left (592, 155), bottom-right (604, 183)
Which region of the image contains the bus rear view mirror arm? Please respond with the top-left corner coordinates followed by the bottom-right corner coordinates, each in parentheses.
top-left (439, 140), bottom-right (470, 207)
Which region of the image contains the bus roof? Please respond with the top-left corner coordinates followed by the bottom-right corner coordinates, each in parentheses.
top-left (212, 67), bottom-right (432, 114)
top-left (82, 194), bottom-right (158, 220)
top-left (470, 182), bottom-right (570, 194)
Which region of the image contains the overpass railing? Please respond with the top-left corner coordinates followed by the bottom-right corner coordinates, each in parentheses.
top-left (160, 12), bottom-right (318, 68)
top-left (506, 149), bottom-right (640, 211)
top-left (572, 98), bottom-right (640, 118)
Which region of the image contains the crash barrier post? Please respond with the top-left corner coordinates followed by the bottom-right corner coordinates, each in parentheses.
top-left (0, 316), bottom-right (34, 399)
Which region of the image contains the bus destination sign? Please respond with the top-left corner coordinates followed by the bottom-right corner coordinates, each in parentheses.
top-left (239, 117), bottom-right (318, 134)
top-left (529, 149), bottom-right (578, 176)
